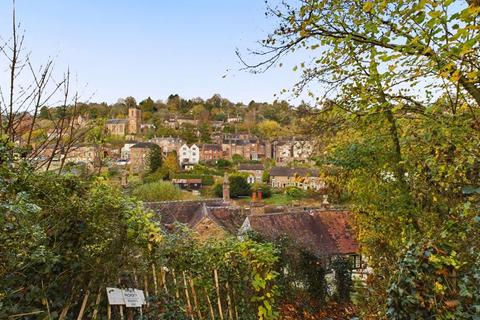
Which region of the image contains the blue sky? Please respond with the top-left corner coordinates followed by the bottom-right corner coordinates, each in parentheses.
top-left (0, 1), bottom-right (306, 105)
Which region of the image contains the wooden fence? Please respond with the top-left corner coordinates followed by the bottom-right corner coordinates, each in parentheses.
top-left (47, 265), bottom-right (247, 320)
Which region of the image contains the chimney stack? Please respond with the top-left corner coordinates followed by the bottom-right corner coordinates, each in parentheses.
top-left (250, 190), bottom-right (265, 216)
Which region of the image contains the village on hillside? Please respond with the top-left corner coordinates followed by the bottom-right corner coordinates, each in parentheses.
top-left (15, 97), bottom-right (327, 198)
top-left (2, 0), bottom-right (480, 319)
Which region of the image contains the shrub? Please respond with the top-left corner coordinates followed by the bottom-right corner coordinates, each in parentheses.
top-left (262, 170), bottom-right (271, 183)
top-left (131, 181), bottom-right (183, 202)
top-left (0, 144), bottom-right (159, 318)
top-left (143, 168), bottom-right (168, 183)
top-left (216, 159), bottom-right (232, 169)
top-left (232, 154), bottom-right (245, 164)
top-left (252, 183), bottom-right (272, 198)
top-left (299, 250), bottom-right (327, 302)
top-left (214, 183), bottom-right (223, 198)
top-left (213, 175), bottom-right (251, 198)
top-left (285, 186), bottom-right (306, 198)
top-left (387, 240), bottom-right (480, 319)
top-left (331, 257), bottom-right (353, 302)
top-left (230, 175), bottom-right (251, 198)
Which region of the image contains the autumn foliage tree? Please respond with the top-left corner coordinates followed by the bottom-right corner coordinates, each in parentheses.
top-left (242, 0), bottom-right (480, 317)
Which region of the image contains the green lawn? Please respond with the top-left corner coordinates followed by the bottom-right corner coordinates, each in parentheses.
top-left (263, 193), bottom-right (297, 205)
top-left (233, 192), bottom-right (323, 206)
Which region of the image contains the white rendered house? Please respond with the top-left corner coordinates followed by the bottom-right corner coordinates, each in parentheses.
top-left (179, 144), bottom-right (200, 168)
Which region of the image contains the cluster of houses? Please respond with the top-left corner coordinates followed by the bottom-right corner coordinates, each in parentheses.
top-left (145, 183), bottom-right (363, 270)
top-left (103, 107), bottom-right (315, 168)
top-left (135, 134), bottom-right (314, 169)
top-left (27, 106), bottom-right (323, 190)
top-left (120, 139), bottom-right (323, 191)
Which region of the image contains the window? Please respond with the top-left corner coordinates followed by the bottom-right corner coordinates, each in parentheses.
top-left (350, 254), bottom-right (362, 269)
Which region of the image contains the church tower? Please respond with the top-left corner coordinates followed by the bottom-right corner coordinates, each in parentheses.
top-left (128, 107), bottom-right (142, 134)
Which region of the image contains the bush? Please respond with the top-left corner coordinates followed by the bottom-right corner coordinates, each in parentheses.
top-left (331, 257), bottom-right (353, 302)
top-left (252, 183), bottom-right (272, 198)
top-left (131, 181), bottom-right (183, 202)
top-left (146, 229), bottom-right (280, 320)
top-left (285, 186), bottom-right (307, 198)
top-left (299, 250), bottom-right (328, 302)
top-left (387, 240), bottom-right (480, 319)
top-left (0, 144), bottom-right (159, 318)
top-left (262, 170), bottom-right (271, 183)
top-left (216, 159), bottom-right (232, 169)
top-left (230, 175), bottom-right (251, 198)
top-left (143, 168), bottom-right (168, 183)
top-left (232, 154), bottom-right (245, 164)
top-left (214, 183), bottom-right (223, 198)
top-left (213, 175), bottom-right (251, 198)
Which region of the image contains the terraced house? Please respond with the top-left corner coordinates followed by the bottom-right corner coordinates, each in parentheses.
top-left (269, 167), bottom-right (325, 191)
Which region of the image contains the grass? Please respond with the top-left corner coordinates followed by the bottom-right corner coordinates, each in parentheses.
top-left (233, 193), bottom-right (321, 206)
top-left (131, 181), bottom-right (198, 202)
top-left (263, 193), bottom-right (297, 205)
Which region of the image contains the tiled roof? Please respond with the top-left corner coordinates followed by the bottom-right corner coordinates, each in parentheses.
top-left (106, 119), bottom-right (128, 124)
top-left (201, 144), bottom-right (222, 151)
top-left (238, 163), bottom-right (265, 171)
top-left (244, 210), bottom-right (358, 256)
top-left (206, 207), bottom-right (247, 234)
top-left (172, 178), bottom-right (203, 184)
top-left (131, 142), bottom-right (158, 149)
top-left (269, 166), bottom-right (319, 177)
top-left (144, 200), bottom-right (246, 234)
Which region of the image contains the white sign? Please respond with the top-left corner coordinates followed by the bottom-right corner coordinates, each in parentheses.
top-left (135, 289), bottom-right (146, 305)
top-left (106, 287), bottom-right (146, 307)
top-left (122, 288), bottom-right (143, 308)
top-left (106, 287), bottom-right (124, 305)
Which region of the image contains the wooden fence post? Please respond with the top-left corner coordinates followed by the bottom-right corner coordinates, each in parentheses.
top-left (152, 264), bottom-right (159, 296)
top-left (213, 269), bottom-right (224, 320)
top-left (161, 267), bottom-right (168, 293)
top-left (204, 288), bottom-right (215, 320)
top-left (91, 288), bottom-right (102, 320)
top-left (119, 305), bottom-right (125, 320)
top-left (232, 287), bottom-right (239, 320)
top-left (183, 271), bottom-right (194, 320)
top-left (189, 277), bottom-right (203, 320)
top-left (59, 300), bottom-right (71, 320)
top-left (144, 275), bottom-right (150, 306)
top-left (225, 282), bottom-right (234, 320)
top-left (118, 278), bottom-right (125, 320)
top-left (76, 290), bottom-right (90, 320)
top-left (172, 269), bottom-right (180, 299)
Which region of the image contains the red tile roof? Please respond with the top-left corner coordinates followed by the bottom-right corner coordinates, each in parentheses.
top-left (144, 200), bottom-right (246, 234)
top-left (245, 210), bottom-right (358, 256)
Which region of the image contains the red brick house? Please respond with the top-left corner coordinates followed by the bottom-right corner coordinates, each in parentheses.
top-left (200, 144), bottom-right (223, 162)
top-left (129, 142), bottom-right (157, 174)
